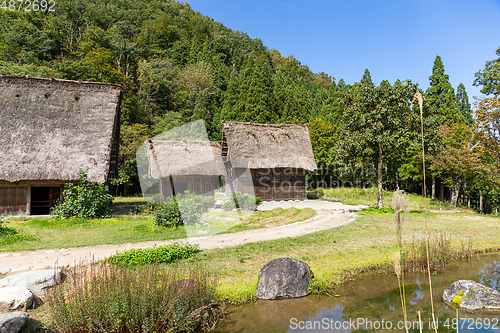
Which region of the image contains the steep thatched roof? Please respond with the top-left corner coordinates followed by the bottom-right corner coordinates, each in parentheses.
top-left (147, 139), bottom-right (224, 178)
top-left (222, 120), bottom-right (317, 171)
top-left (0, 75), bottom-right (122, 184)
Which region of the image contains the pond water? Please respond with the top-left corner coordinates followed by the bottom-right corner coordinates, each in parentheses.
top-left (214, 253), bottom-right (500, 332)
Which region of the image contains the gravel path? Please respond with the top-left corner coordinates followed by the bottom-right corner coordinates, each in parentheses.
top-left (0, 201), bottom-right (366, 274)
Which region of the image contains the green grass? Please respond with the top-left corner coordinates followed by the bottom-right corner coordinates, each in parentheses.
top-left (323, 187), bottom-right (459, 211)
top-left (200, 207), bottom-right (316, 235)
top-left (113, 196), bottom-right (148, 206)
top-left (0, 208), bottom-right (315, 252)
top-left (175, 209), bottom-right (500, 302)
top-left (0, 216), bottom-right (187, 252)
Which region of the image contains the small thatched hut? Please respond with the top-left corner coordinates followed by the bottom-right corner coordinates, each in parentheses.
top-left (146, 139), bottom-right (224, 197)
top-left (221, 120), bottom-right (317, 201)
top-left (0, 75), bottom-right (122, 216)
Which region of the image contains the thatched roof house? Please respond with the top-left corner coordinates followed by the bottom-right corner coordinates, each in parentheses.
top-left (222, 121), bottom-right (317, 201)
top-left (146, 139), bottom-right (224, 196)
top-left (0, 75), bottom-right (122, 216)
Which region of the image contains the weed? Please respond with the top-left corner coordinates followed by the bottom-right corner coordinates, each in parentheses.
top-left (46, 263), bottom-right (223, 332)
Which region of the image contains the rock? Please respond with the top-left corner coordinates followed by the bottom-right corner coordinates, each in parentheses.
top-left (0, 312), bottom-right (29, 333)
top-left (256, 257), bottom-right (314, 300)
top-left (0, 269), bottom-right (61, 295)
top-left (0, 287), bottom-right (35, 312)
top-left (0, 269), bottom-right (10, 276)
top-left (443, 280), bottom-right (500, 313)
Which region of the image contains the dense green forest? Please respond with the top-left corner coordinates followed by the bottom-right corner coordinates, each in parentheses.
top-left (1, 0), bottom-right (499, 213)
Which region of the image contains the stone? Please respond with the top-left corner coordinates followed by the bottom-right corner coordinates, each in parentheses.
top-left (443, 280), bottom-right (500, 313)
top-left (256, 257), bottom-right (314, 300)
top-left (0, 269), bottom-right (10, 276)
top-left (0, 287), bottom-right (35, 312)
top-left (0, 312), bottom-right (29, 333)
top-left (0, 269), bottom-right (61, 295)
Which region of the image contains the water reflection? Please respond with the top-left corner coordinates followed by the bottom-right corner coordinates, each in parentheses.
top-left (215, 253), bottom-right (500, 332)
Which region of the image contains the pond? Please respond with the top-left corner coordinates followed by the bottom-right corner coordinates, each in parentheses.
top-left (215, 253), bottom-right (500, 332)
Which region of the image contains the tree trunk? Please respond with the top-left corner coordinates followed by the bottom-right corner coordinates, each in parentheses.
top-left (495, 204), bottom-right (498, 217)
top-left (463, 181), bottom-right (468, 208)
top-left (431, 175), bottom-right (436, 200)
top-left (450, 174), bottom-right (462, 208)
top-left (377, 144), bottom-right (384, 208)
top-left (440, 183), bottom-right (444, 201)
top-left (396, 173), bottom-right (399, 191)
top-left (480, 194), bottom-right (483, 214)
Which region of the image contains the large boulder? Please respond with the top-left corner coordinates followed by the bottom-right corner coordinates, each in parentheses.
top-left (0, 287), bottom-right (35, 312)
top-left (0, 312), bottom-right (29, 333)
top-left (256, 257), bottom-right (314, 300)
top-left (0, 270), bottom-right (61, 296)
top-left (443, 280), bottom-right (500, 313)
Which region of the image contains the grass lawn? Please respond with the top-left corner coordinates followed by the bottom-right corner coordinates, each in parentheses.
top-left (323, 187), bottom-right (460, 211)
top-left (0, 207), bottom-right (315, 252)
top-left (176, 209), bottom-right (500, 302)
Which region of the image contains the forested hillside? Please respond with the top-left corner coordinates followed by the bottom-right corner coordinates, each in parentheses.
top-left (1, 0), bottom-right (499, 214)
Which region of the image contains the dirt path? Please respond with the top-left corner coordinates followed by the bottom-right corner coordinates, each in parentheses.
top-left (0, 201), bottom-right (366, 274)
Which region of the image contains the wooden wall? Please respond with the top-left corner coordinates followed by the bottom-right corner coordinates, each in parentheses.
top-left (160, 175), bottom-right (220, 197)
top-left (0, 187), bottom-right (27, 216)
top-left (226, 168), bottom-right (307, 201)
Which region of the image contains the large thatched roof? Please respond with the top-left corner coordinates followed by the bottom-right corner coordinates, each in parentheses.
top-left (222, 121), bottom-right (317, 171)
top-left (147, 139), bottom-right (224, 178)
top-left (0, 75), bottom-right (122, 184)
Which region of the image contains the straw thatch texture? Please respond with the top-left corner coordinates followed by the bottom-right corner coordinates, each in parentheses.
top-left (0, 76), bottom-right (122, 184)
top-left (147, 140), bottom-right (225, 178)
top-left (221, 121), bottom-right (317, 171)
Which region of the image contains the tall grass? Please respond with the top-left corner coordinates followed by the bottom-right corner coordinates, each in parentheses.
top-left (46, 263), bottom-right (223, 333)
top-left (392, 190), bottom-right (410, 333)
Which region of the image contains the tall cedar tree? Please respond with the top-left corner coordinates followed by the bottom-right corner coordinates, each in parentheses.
top-left (335, 79), bottom-right (420, 207)
top-left (426, 55), bottom-right (463, 126)
top-left (456, 83), bottom-right (473, 125)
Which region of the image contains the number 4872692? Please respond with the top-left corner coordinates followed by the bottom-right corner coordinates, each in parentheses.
top-left (1, 0), bottom-right (55, 11)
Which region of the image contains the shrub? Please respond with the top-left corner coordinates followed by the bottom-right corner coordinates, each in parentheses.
top-left (51, 171), bottom-right (113, 218)
top-left (222, 192), bottom-right (260, 211)
top-left (154, 199), bottom-right (183, 227)
top-left (46, 263), bottom-right (223, 333)
top-left (307, 188), bottom-right (324, 199)
top-left (154, 192), bottom-right (216, 227)
top-left (107, 243), bottom-right (199, 265)
top-left (363, 206), bottom-right (395, 214)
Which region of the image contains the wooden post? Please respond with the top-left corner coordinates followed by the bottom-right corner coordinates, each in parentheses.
top-left (480, 194), bottom-right (483, 214)
top-left (26, 185), bottom-right (31, 216)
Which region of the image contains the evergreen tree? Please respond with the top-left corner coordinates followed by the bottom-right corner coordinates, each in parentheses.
top-left (456, 83), bottom-right (473, 125)
top-left (232, 53), bottom-right (277, 123)
top-left (361, 68), bottom-right (373, 86)
top-left (426, 55), bottom-right (463, 126)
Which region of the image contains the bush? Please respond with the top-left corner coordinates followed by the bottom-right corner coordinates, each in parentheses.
top-left (107, 243), bottom-right (199, 265)
top-left (46, 263), bottom-right (223, 333)
top-left (51, 171), bottom-right (113, 218)
top-left (307, 188), bottom-right (324, 199)
top-left (363, 206), bottom-right (395, 214)
top-left (222, 192), bottom-right (260, 211)
top-left (154, 199), bottom-right (183, 227)
top-left (153, 192), bottom-right (215, 227)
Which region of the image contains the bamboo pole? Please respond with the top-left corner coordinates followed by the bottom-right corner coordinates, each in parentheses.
top-left (413, 92), bottom-right (438, 333)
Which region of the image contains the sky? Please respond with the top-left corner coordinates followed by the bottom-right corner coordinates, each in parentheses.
top-left (187, 0), bottom-right (500, 102)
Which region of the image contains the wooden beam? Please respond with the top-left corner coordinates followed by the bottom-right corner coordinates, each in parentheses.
top-left (26, 185), bottom-right (31, 216)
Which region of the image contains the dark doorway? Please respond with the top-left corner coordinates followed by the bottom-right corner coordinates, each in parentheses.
top-left (31, 186), bottom-right (61, 215)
